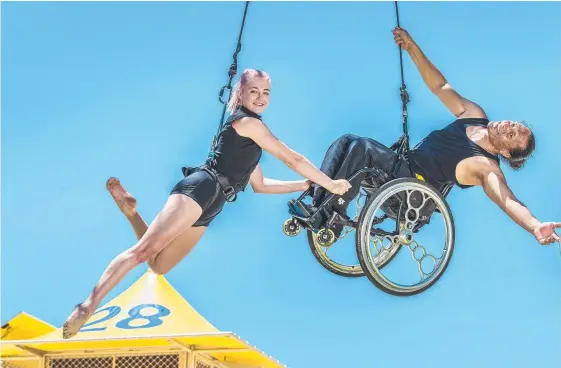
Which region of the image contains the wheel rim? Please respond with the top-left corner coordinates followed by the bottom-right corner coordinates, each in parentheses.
top-left (310, 187), bottom-right (403, 276)
top-left (310, 231), bottom-right (363, 276)
top-left (283, 219), bottom-right (301, 236)
top-left (359, 181), bottom-right (454, 294)
top-left (310, 229), bottom-right (401, 276)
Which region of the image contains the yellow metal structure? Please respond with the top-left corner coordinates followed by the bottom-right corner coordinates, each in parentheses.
top-left (2, 313), bottom-right (56, 341)
top-left (1, 271), bottom-right (285, 368)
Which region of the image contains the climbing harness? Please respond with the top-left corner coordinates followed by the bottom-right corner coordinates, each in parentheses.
top-left (199, 1), bottom-right (250, 203)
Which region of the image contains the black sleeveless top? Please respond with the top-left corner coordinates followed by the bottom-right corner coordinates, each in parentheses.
top-left (209, 106), bottom-right (263, 192)
top-left (409, 118), bottom-right (500, 190)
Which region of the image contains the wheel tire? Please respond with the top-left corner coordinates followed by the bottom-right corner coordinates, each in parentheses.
top-left (356, 178), bottom-right (455, 296)
top-left (307, 230), bottom-right (364, 277)
top-left (307, 230), bottom-right (402, 278)
top-left (283, 218), bottom-right (301, 237)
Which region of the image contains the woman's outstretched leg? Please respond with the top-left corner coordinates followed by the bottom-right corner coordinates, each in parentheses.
top-left (106, 177), bottom-right (148, 240)
top-left (105, 177), bottom-right (208, 275)
top-left (62, 193), bottom-right (203, 339)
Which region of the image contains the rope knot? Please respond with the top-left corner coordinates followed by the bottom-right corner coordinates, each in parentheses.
top-left (228, 63), bottom-right (237, 78)
top-left (400, 86), bottom-right (410, 105)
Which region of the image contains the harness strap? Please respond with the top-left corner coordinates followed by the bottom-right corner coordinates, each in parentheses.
top-left (201, 166), bottom-right (238, 203)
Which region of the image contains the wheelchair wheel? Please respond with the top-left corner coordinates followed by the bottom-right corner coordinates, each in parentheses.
top-left (307, 230), bottom-right (364, 277)
top-left (356, 178), bottom-right (455, 296)
top-left (307, 187), bottom-right (403, 278)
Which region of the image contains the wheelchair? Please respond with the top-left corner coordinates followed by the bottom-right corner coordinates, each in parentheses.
top-left (281, 38), bottom-right (458, 295)
top-left (283, 163), bottom-right (455, 297)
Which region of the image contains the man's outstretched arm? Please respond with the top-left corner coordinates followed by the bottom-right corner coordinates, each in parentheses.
top-left (393, 27), bottom-right (486, 120)
top-left (476, 163), bottom-right (560, 246)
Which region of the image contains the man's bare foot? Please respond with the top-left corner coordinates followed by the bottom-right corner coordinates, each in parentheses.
top-left (62, 304), bottom-right (92, 339)
top-left (106, 177), bottom-right (137, 218)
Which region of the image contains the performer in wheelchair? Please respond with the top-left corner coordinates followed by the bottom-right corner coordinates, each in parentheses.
top-left (294, 26), bottom-right (560, 247)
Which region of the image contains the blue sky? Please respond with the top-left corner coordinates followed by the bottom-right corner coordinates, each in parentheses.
top-left (2, 1), bottom-right (560, 367)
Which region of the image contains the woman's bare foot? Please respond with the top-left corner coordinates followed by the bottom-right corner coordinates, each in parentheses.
top-left (62, 304), bottom-right (92, 339)
top-left (106, 177), bottom-right (137, 218)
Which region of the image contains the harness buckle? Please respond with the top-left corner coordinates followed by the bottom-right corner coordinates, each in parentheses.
top-left (203, 165), bottom-right (238, 203)
top-left (223, 186), bottom-right (237, 202)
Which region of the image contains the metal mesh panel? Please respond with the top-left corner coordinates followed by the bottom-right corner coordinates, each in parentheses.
top-left (46, 353), bottom-right (181, 368)
top-left (47, 357), bottom-right (112, 368)
top-left (116, 354), bottom-right (179, 368)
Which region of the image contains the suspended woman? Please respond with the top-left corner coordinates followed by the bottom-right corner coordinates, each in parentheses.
top-left (62, 69), bottom-right (352, 338)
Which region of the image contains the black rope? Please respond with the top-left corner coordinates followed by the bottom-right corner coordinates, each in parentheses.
top-left (391, 1), bottom-right (412, 177)
top-left (394, 1), bottom-right (410, 147)
top-left (210, 1), bottom-right (250, 155)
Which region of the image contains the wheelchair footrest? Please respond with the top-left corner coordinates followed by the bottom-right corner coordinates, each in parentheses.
top-left (288, 200), bottom-right (313, 218)
top-left (288, 199), bottom-right (327, 230)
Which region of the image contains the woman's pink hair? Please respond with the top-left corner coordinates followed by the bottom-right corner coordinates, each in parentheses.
top-left (227, 69), bottom-right (271, 114)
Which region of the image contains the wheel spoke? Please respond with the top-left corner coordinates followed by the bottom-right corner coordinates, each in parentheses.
top-left (357, 179), bottom-right (454, 295)
top-left (406, 240), bottom-right (443, 282)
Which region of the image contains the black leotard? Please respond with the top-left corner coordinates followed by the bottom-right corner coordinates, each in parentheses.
top-left (172, 106), bottom-right (264, 227)
top-left (209, 106), bottom-right (263, 193)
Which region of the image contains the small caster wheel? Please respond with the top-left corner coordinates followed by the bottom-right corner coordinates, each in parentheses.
top-left (316, 228), bottom-right (335, 247)
top-left (283, 219), bottom-right (301, 237)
